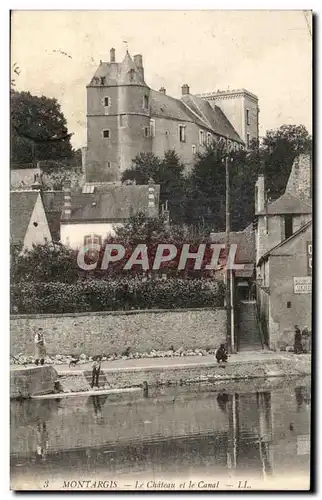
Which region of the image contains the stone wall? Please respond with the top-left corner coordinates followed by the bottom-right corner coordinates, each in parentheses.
top-left (10, 308), bottom-right (226, 357)
top-left (10, 366), bottom-right (58, 399)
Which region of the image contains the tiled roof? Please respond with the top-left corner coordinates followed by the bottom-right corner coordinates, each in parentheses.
top-left (256, 193), bottom-right (312, 216)
top-left (150, 90), bottom-right (243, 143)
top-left (181, 94), bottom-right (243, 143)
top-left (10, 191), bottom-right (38, 245)
top-left (210, 224), bottom-right (255, 264)
top-left (67, 184), bottom-right (160, 222)
top-left (150, 90), bottom-right (206, 127)
top-left (89, 51), bottom-right (147, 87)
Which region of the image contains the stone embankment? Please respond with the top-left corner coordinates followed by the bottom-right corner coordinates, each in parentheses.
top-left (10, 351), bottom-right (311, 399)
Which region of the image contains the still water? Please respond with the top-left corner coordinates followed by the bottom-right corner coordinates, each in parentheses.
top-left (10, 377), bottom-right (311, 491)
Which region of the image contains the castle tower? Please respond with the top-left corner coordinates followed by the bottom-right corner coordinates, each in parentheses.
top-left (85, 49), bottom-right (152, 184)
top-left (196, 89), bottom-right (259, 148)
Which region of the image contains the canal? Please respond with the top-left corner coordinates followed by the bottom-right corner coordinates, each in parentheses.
top-left (10, 377), bottom-right (311, 491)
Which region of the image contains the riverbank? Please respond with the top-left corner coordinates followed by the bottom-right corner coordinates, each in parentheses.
top-left (10, 351), bottom-right (311, 399)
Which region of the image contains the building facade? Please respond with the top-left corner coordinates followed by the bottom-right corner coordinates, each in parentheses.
top-left (255, 154), bottom-right (312, 350)
top-left (84, 48), bottom-right (258, 184)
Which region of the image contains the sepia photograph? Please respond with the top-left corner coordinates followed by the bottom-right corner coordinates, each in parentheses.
top-left (9, 9), bottom-right (312, 491)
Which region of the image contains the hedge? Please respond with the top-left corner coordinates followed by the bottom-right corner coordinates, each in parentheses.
top-left (11, 278), bottom-right (224, 314)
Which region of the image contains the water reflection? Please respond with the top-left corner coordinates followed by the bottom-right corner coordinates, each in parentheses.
top-left (10, 380), bottom-right (311, 485)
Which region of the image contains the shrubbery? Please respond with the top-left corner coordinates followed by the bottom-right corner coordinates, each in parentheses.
top-left (11, 277), bottom-right (224, 314)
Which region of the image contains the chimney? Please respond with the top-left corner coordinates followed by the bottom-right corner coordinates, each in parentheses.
top-left (110, 48), bottom-right (115, 62)
top-left (181, 84), bottom-right (190, 95)
top-left (255, 175), bottom-right (265, 213)
top-left (62, 181), bottom-right (72, 220)
top-left (148, 177), bottom-right (157, 217)
top-left (133, 54), bottom-right (144, 81)
top-left (159, 87), bottom-right (166, 95)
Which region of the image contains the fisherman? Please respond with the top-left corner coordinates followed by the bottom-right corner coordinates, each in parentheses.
top-left (91, 356), bottom-right (101, 388)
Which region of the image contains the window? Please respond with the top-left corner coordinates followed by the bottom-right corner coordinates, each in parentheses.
top-left (150, 119), bottom-right (155, 137)
top-left (106, 161), bottom-right (111, 169)
top-left (104, 97), bottom-right (110, 107)
top-left (100, 77), bottom-right (105, 85)
top-left (284, 215), bottom-right (293, 239)
top-left (246, 133), bottom-right (250, 148)
top-left (199, 130), bottom-right (205, 145)
top-left (246, 108), bottom-right (250, 126)
top-left (144, 127), bottom-right (149, 138)
top-left (179, 125), bottom-right (186, 142)
top-left (143, 94), bottom-right (149, 109)
top-left (84, 234), bottom-right (102, 247)
top-left (102, 129), bottom-right (110, 138)
top-left (207, 133), bottom-right (212, 146)
top-left (192, 144), bottom-right (196, 155)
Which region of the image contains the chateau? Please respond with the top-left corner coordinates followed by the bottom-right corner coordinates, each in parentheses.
top-left (83, 48), bottom-right (259, 184)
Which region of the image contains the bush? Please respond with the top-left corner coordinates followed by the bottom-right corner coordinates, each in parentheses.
top-left (10, 277), bottom-right (224, 314)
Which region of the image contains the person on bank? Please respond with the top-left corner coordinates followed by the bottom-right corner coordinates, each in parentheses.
top-left (216, 344), bottom-right (228, 364)
top-left (34, 328), bottom-right (46, 365)
top-left (294, 325), bottom-right (303, 354)
top-left (91, 356), bottom-right (101, 388)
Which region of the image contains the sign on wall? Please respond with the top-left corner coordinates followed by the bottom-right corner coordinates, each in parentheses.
top-left (307, 242), bottom-right (312, 276)
top-left (294, 277), bottom-right (312, 294)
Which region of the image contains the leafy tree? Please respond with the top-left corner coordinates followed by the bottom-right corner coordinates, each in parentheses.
top-left (261, 124), bottom-right (312, 199)
top-left (122, 150), bottom-right (187, 223)
top-left (10, 90), bottom-right (74, 167)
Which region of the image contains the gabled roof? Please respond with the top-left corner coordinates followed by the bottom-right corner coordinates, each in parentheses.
top-left (10, 191), bottom-right (38, 245)
top-left (256, 192), bottom-right (312, 216)
top-left (181, 94), bottom-right (243, 143)
top-left (210, 224), bottom-right (255, 264)
top-left (64, 184), bottom-right (160, 222)
top-left (150, 90), bottom-right (206, 127)
top-left (257, 220), bottom-right (312, 266)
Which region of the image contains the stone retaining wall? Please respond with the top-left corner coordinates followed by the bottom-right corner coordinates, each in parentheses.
top-left (10, 308), bottom-right (226, 356)
top-left (10, 366), bottom-right (58, 399)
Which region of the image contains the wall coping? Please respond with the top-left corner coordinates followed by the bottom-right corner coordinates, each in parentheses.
top-left (10, 307), bottom-right (225, 320)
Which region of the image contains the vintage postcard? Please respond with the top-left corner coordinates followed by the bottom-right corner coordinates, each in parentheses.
top-left (10, 9), bottom-right (312, 492)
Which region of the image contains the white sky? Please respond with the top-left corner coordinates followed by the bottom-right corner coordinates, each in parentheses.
top-left (11, 10), bottom-right (312, 149)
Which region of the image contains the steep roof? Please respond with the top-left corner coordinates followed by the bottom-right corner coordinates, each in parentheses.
top-left (88, 51), bottom-right (147, 87)
top-left (210, 224), bottom-right (255, 264)
top-left (149, 89), bottom-right (243, 143)
top-left (256, 192), bottom-right (312, 216)
top-left (181, 94), bottom-right (243, 143)
top-left (10, 191), bottom-right (38, 245)
top-left (66, 184), bottom-right (160, 222)
top-left (257, 220), bottom-right (312, 266)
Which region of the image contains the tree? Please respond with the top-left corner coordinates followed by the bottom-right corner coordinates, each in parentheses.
top-left (122, 150), bottom-right (187, 223)
top-left (10, 90), bottom-right (74, 167)
top-left (261, 124), bottom-right (312, 199)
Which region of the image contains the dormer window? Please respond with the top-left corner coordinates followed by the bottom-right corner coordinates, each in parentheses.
top-left (84, 234), bottom-right (102, 247)
top-left (128, 69), bottom-right (135, 82)
top-left (143, 94), bottom-right (149, 109)
top-left (100, 77), bottom-right (105, 85)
